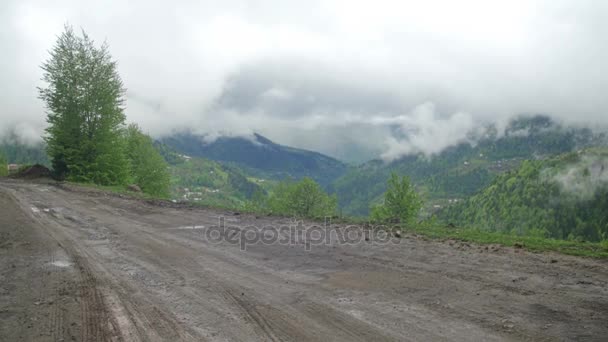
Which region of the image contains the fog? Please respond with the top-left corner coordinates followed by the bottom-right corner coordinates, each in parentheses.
top-left (550, 155), bottom-right (608, 200)
top-left (1, 0), bottom-right (607, 162)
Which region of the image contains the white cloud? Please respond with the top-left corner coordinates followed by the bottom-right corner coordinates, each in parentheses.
top-left (380, 103), bottom-right (476, 160)
top-left (550, 155), bottom-right (608, 200)
top-left (0, 0), bottom-right (607, 161)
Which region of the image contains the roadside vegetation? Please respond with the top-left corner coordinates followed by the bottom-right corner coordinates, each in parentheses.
top-left (402, 224), bottom-right (608, 259)
top-left (125, 124), bottom-right (171, 197)
top-left (243, 177), bottom-right (337, 218)
top-left (37, 25), bottom-right (169, 196)
top-left (370, 173), bottom-right (422, 224)
top-left (0, 152), bottom-right (8, 176)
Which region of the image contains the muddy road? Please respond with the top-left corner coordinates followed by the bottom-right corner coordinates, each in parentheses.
top-left (1, 179), bottom-right (607, 341)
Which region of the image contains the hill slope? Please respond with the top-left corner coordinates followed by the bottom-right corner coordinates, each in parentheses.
top-left (440, 148), bottom-right (608, 242)
top-left (160, 132), bottom-right (347, 186)
top-left (154, 141), bottom-right (265, 207)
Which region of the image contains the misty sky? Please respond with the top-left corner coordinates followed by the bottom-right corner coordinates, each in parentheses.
top-left (1, 0), bottom-right (607, 162)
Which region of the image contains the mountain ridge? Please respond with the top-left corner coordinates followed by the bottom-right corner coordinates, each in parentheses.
top-left (159, 131), bottom-right (348, 186)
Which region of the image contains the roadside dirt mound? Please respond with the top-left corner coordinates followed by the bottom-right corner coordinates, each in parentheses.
top-left (12, 164), bottom-right (51, 179)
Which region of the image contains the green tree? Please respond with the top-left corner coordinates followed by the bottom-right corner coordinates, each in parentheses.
top-left (371, 173), bottom-right (422, 224)
top-left (242, 189), bottom-right (269, 213)
top-left (39, 25), bottom-right (128, 184)
top-left (0, 152), bottom-right (8, 176)
top-left (287, 177), bottom-right (337, 218)
top-left (265, 178), bottom-right (337, 218)
top-left (125, 124), bottom-right (170, 197)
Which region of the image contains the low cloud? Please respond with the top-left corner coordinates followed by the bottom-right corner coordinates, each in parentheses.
top-left (551, 155), bottom-right (608, 200)
top-left (379, 103), bottom-right (476, 160)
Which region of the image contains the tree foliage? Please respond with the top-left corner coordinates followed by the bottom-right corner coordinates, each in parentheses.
top-left (125, 124), bottom-right (170, 197)
top-left (371, 173), bottom-right (422, 224)
top-left (0, 152), bottom-right (7, 177)
top-left (247, 177), bottom-right (337, 218)
top-left (39, 25), bottom-right (128, 184)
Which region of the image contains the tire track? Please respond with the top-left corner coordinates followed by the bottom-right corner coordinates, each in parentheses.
top-left (73, 253), bottom-right (114, 341)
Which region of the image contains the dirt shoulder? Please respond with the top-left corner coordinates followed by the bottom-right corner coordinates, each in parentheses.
top-left (1, 178), bottom-right (607, 341)
top-left (0, 186), bottom-right (115, 341)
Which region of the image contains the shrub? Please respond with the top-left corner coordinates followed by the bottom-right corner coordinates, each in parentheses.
top-left (250, 177), bottom-right (337, 218)
top-left (371, 172), bottom-right (422, 225)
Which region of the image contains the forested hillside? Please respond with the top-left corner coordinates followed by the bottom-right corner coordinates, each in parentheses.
top-left (441, 148), bottom-right (608, 242)
top-left (332, 116), bottom-right (604, 216)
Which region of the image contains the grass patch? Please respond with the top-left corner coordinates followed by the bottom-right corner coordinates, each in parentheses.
top-left (67, 182), bottom-right (168, 200)
top-left (402, 225), bottom-right (608, 259)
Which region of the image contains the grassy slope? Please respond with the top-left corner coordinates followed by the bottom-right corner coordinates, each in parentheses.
top-left (402, 224), bottom-right (608, 258)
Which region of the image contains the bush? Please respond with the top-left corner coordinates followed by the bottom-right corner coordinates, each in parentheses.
top-left (0, 153), bottom-right (7, 177)
top-left (124, 124), bottom-right (170, 197)
top-left (370, 172), bottom-right (422, 225)
top-left (248, 177), bottom-right (337, 218)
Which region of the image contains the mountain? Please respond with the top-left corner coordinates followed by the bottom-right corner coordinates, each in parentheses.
top-left (332, 116), bottom-right (606, 216)
top-left (159, 132), bottom-right (348, 186)
top-left (440, 148), bottom-right (608, 242)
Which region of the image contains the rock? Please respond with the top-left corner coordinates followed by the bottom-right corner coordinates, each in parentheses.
top-left (393, 231), bottom-right (402, 238)
top-left (127, 184), bottom-right (142, 192)
top-left (550, 259), bottom-right (558, 263)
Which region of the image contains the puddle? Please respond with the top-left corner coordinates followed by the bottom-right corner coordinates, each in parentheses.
top-left (50, 260), bottom-right (72, 268)
top-left (348, 310), bottom-right (365, 320)
top-left (49, 249), bottom-right (73, 268)
top-left (172, 225), bottom-right (206, 230)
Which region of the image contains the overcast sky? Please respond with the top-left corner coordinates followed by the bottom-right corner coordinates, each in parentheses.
top-left (1, 0), bottom-right (607, 162)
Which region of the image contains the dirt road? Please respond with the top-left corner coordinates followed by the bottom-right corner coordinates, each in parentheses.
top-left (1, 179), bottom-right (607, 341)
